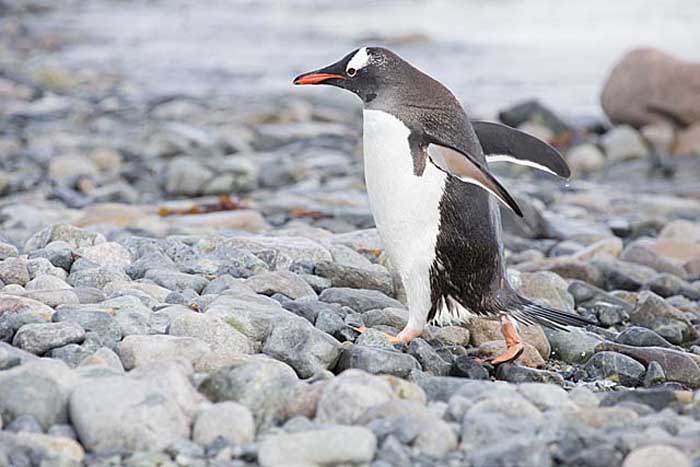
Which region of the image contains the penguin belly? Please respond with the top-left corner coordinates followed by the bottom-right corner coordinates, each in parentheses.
top-left (362, 109), bottom-right (447, 325)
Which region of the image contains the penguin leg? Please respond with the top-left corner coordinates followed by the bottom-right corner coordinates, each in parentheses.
top-left (352, 326), bottom-right (422, 345)
top-left (490, 314), bottom-right (524, 365)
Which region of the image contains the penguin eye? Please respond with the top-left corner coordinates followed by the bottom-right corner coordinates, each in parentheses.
top-left (347, 68), bottom-right (357, 77)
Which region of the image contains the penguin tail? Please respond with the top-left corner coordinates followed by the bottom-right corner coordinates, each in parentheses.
top-left (504, 294), bottom-right (595, 331)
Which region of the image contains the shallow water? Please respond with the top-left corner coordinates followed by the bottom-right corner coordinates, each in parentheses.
top-left (40, 0), bottom-right (700, 118)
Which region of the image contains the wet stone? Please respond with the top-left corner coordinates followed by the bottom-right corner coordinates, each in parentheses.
top-left (584, 351), bottom-right (645, 387)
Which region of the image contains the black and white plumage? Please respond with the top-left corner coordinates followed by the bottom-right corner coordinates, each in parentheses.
top-left (294, 47), bottom-right (590, 343)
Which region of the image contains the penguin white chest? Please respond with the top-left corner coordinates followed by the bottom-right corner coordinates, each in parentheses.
top-left (362, 109), bottom-right (447, 275)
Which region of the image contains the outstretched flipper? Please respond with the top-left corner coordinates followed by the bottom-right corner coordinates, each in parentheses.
top-left (473, 120), bottom-right (571, 179)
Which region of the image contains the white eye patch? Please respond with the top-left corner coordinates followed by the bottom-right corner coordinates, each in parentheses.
top-left (347, 47), bottom-right (370, 72)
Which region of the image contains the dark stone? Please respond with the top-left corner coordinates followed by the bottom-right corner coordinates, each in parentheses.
top-left (407, 339), bottom-right (451, 376)
top-left (496, 363), bottom-right (565, 385)
top-left (593, 303), bottom-right (629, 327)
top-left (319, 287), bottom-right (403, 312)
top-left (615, 326), bottom-right (675, 349)
top-left (52, 309), bottom-right (121, 349)
top-left (584, 351), bottom-right (645, 386)
top-left (498, 99), bottom-right (571, 134)
top-left (643, 361), bottom-right (666, 387)
top-left (335, 345), bottom-right (420, 378)
top-left (451, 356), bottom-right (489, 380)
top-left (595, 341), bottom-right (700, 388)
top-left (567, 445), bottom-right (624, 467)
top-left (283, 298), bottom-right (341, 324)
top-left (600, 388), bottom-right (678, 411)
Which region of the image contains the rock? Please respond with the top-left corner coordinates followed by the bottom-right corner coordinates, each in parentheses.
top-left (432, 325), bottom-right (470, 346)
top-left (584, 351), bottom-right (646, 386)
top-left (591, 256), bottom-right (657, 291)
top-left (315, 261), bottom-right (394, 296)
top-left (76, 242), bottom-right (132, 270)
top-left (477, 340), bottom-right (545, 368)
top-left (80, 347), bottom-right (124, 372)
top-left (199, 358), bottom-right (299, 427)
top-left (595, 302), bottom-right (629, 327)
top-left (68, 266), bottom-right (129, 290)
top-left (362, 307), bottom-right (409, 330)
top-left (126, 251), bottom-right (176, 279)
top-left (545, 328), bottom-right (602, 364)
top-left (595, 341), bottom-right (700, 388)
top-left (263, 317), bottom-right (341, 378)
top-left (518, 271), bottom-right (575, 312)
top-left (354, 328), bottom-right (394, 350)
top-left (601, 48), bottom-right (700, 128)
top-left (622, 444), bottom-right (691, 467)
top-left (244, 270), bottom-right (317, 299)
top-left (571, 237), bottom-right (624, 262)
top-left (496, 363), bottom-right (565, 385)
top-left (49, 154), bottom-right (98, 184)
top-left (69, 376), bottom-right (190, 453)
top-left (600, 125), bottom-right (648, 163)
top-left (0, 359), bottom-right (78, 429)
top-left (25, 224), bottom-right (105, 251)
top-left (216, 235), bottom-right (332, 271)
top-left (258, 426), bottom-right (376, 467)
top-left (498, 99), bottom-right (571, 134)
top-left (0, 241), bottom-right (18, 260)
top-left (628, 291), bottom-right (697, 344)
top-left (49, 334), bottom-right (101, 368)
top-left (336, 344), bottom-right (420, 377)
top-left (0, 431), bottom-right (85, 464)
top-left (0, 257), bottom-right (30, 285)
top-left (517, 382), bottom-right (577, 411)
top-left (12, 321), bottom-right (85, 355)
top-left (165, 157), bottom-right (213, 196)
top-left (52, 309), bottom-right (121, 349)
top-left (169, 311), bottom-right (253, 358)
top-left (6, 414), bottom-right (43, 433)
top-left (675, 122), bottom-right (700, 155)
top-left (451, 356), bottom-right (489, 380)
top-left (144, 269), bottom-right (209, 293)
top-left (319, 287), bottom-right (403, 312)
top-left (620, 242), bottom-right (688, 278)
top-left (616, 327), bottom-right (675, 349)
top-left (600, 388), bottom-right (679, 412)
top-left (647, 273), bottom-right (700, 300)
top-left (28, 245), bottom-right (75, 271)
top-left (168, 210), bottom-right (268, 233)
top-left (407, 338), bottom-right (451, 376)
top-left (467, 319), bottom-right (550, 359)
top-left (316, 370), bottom-right (394, 424)
top-left (567, 144), bottom-right (605, 176)
top-left (192, 401), bottom-right (255, 445)
top-left (118, 335), bottom-right (211, 370)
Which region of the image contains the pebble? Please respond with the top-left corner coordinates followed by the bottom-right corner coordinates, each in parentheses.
top-left (244, 270), bottom-right (317, 299)
top-left (263, 316), bottom-right (342, 378)
top-left (69, 375), bottom-right (191, 452)
top-left (316, 369), bottom-right (395, 424)
top-left (319, 287), bottom-right (403, 312)
top-left (12, 321), bottom-right (85, 355)
top-left (192, 402), bottom-right (255, 445)
top-left (584, 351), bottom-right (646, 386)
top-left (336, 344), bottom-right (421, 378)
top-left (258, 426), bottom-right (376, 467)
top-left (622, 444), bottom-right (691, 467)
top-left (118, 334), bottom-right (211, 370)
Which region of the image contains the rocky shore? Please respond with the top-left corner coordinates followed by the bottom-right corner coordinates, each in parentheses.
top-left (2, 2), bottom-right (700, 467)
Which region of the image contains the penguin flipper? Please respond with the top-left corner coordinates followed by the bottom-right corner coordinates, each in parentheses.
top-left (426, 143), bottom-right (523, 217)
top-left (473, 120), bottom-right (571, 179)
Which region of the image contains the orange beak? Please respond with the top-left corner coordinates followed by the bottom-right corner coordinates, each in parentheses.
top-left (293, 73), bottom-right (346, 85)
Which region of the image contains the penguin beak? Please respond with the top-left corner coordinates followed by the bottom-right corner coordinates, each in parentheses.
top-left (293, 72), bottom-right (346, 85)
top-left (293, 61), bottom-right (347, 86)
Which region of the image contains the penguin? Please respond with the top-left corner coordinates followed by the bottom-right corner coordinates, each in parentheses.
top-left (294, 47), bottom-right (590, 364)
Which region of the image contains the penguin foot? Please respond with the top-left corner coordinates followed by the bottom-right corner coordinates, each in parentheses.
top-left (490, 314), bottom-right (524, 365)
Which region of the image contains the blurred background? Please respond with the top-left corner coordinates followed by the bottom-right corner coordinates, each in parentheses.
top-left (1, 0), bottom-right (700, 241)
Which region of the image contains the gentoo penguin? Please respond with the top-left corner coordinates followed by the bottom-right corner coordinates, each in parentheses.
top-left (294, 47), bottom-right (590, 363)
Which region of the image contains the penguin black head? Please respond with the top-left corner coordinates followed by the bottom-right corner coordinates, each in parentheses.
top-left (293, 47), bottom-right (397, 104)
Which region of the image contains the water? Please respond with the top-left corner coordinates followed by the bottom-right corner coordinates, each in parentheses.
top-left (41, 0), bottom-right (700, 118)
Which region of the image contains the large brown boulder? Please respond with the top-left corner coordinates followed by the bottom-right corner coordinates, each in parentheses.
top-left (601, 48), bottom-right (700, 128)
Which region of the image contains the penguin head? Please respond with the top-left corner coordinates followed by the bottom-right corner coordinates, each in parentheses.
top-left (294, 47), bottom-right (395, 104)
